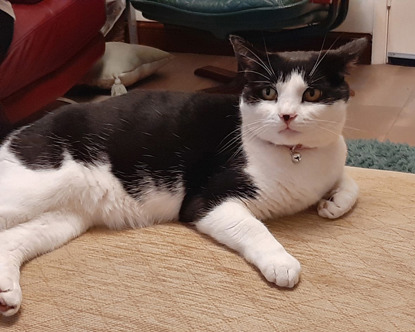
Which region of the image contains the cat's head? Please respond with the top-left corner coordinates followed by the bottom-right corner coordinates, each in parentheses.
top-left (230, 36), bottom-right (367, 148)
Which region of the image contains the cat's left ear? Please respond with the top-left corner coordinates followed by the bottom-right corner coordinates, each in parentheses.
top-left (332, 37), bottom-right (369, 75)
top-left (229, 35), bottom-right (264, 71)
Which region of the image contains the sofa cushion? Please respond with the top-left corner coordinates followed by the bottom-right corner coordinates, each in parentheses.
top-left (0, 0), bottom-right (105, 99)
top-left (1, 166), bottom-right (414, 331)
top-left (80, 42), bottom-right (174, 91)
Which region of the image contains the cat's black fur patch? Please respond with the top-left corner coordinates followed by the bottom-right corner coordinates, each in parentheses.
top-left (9, 90), bottom-right (257, 222)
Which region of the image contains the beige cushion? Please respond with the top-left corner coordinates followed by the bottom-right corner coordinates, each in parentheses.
top-left (4, 167), bottom-right (415, 330)
top-left (80, 42), bottom-right (173, 89)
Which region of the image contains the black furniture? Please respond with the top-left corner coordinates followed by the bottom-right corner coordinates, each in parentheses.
top-left (130, 0), bottom-right (349, 93)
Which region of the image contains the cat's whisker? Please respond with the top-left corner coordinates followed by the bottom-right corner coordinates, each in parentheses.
top-left (225, 122), bottom-right (272, 163)
top-left (242, 124), bottom-right (273, 144)
top-left (239, 53), bottom-right (274, 79)
top-left (311, 118), bottom-right (369, 133)
top-left (262, 35), bottom-right (278, 80)
top-left (218, 133), bottom-right (243, 155)
top-left (239, 70), bottom-right (271, 81)
top-left (314, 124), bottom-right (341, 137)
top-left (226, 145), bottom-right (244, 164)
top-left (342, 126), bottom-right (368, 133)
top-left (218, 120), bottom-right (269, 156)
top-left (309, 34), bottom-right (327, 78)
top-left (238, 43), bottom-right (275, 79)
top-left (217, 126), bottom-right (243, 151)
top-left (241, 125), bottom-right (263, 140)
top-left (309, 34), bottom-right (343, 79)
top-left (220, 125), bottom-right (261, 161)
top-left (243, 119), bottom-right (273, 132)
top-left (310, 118), bottom-right (340, 125)
top-left (309, 76), bottom-right (325, 85)
top-left (243, 119), bottom-right (271, 128)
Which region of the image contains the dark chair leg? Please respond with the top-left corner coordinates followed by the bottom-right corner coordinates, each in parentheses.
top-left (194, 65), bottom-right (245, 94)
top-left (194, 66), bottom-right (237, 83)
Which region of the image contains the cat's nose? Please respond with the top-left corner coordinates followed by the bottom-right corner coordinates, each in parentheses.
top-left (280, 114), bottom-right (297, 124)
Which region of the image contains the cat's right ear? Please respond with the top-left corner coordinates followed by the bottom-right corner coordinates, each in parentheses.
top-left (229, 35), bottom-right (261, 71)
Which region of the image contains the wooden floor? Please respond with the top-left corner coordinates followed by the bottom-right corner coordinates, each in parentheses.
top-left (71, 52), bottom-right (415, 146)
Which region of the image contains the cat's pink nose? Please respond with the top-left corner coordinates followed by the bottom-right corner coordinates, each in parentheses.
top-left (280, 114), bottom-right (297, 124)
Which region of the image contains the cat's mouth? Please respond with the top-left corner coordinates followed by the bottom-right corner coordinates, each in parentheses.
top-left (278, 128), bottom-right (300, 135)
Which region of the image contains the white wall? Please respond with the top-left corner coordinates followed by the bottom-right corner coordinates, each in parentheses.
top-left (336, 0), bottom-right (374, 33)
top-left (387, 0), bottom-right (415, 57)
top-left (335, 0), bottom-right (388, 64)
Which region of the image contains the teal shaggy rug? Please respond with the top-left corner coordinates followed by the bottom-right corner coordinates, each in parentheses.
top-left (346, 139), bottom-right (415, 173)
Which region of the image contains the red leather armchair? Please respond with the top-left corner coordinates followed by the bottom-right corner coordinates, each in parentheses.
top-left (0, 0), bottom-right (106, 126)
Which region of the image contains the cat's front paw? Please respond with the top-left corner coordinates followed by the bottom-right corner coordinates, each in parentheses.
top-left (258, 251), bottom-right (301, 288)
top-left (0, 273), bottom-right (22, 316)
top-left (317, 190), bottom-right (356, 219)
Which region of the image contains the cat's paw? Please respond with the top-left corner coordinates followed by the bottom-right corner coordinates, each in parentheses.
top-left (0, 275), bottom-right (22, 317)
top-left (258, 251), bottom-right (301, 288)
top-left (317, 190), bottom-right (356, 219)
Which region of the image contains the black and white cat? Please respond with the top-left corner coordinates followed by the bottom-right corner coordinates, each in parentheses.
top-left (0, 36), bottom-right (366, 316)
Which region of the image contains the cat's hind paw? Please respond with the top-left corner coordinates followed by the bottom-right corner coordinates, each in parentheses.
top-left (259, 251), bottom-right (301, 288)
top-left (0, 277), bottom-right (22, 317)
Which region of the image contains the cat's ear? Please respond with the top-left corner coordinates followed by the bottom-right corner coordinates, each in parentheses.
top-left (336, 38), bottom-right (368, 65)
top-left (331, 38), bottom-right (368, 75)
top-left (229, 35), bottom-right (264, 71)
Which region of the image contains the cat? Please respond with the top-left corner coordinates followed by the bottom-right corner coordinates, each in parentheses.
top-left (0, 35), bottom-right (366, 316)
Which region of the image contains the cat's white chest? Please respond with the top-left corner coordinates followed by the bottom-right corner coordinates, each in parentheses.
top-left (243, 137), bottom-right (347, 219)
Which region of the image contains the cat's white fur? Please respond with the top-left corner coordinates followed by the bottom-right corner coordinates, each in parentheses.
top-left (0, 72), bottom-right (358, 316)
top-left (196, 72), bottom-right (358, 288)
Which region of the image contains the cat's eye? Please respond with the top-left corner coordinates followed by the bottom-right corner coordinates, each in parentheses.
top-left (261, 87), bottom-right (277, 101)
top-left (303, 88), bottom-right (322, 102)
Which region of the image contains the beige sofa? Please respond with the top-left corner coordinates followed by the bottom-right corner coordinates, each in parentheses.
top-left (1, 167), bottom-right (414, 331)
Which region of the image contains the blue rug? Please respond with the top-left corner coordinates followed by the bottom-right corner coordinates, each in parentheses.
top-left (346, 139), bottom-right (415, 173)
